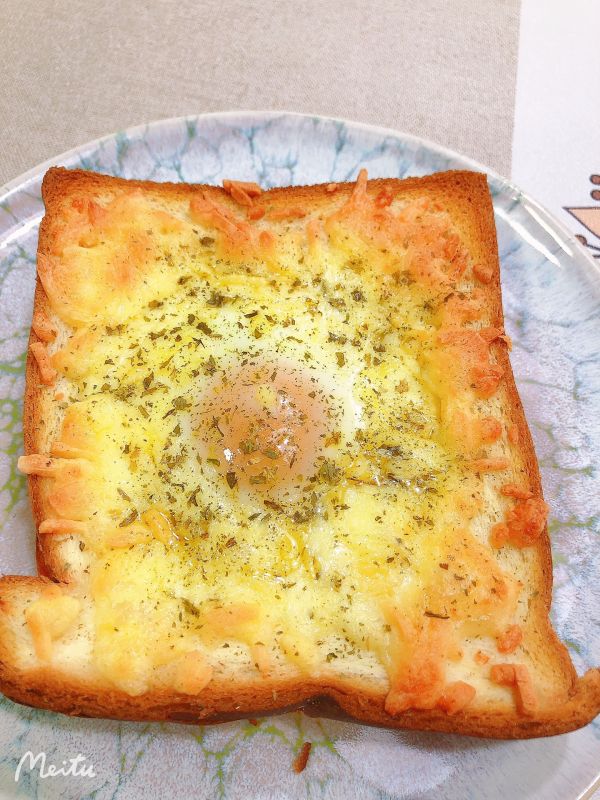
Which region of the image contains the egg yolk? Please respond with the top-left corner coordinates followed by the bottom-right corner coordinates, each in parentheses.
top-left (195, 362), bottom-right (331, 493)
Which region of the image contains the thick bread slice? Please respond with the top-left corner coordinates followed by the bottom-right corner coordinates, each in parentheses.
top-left (0, 167), bottom-right (598, 738)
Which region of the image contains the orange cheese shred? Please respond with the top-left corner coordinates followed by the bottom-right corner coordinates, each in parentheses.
top-left (226, 185), bottom-right (253, 207)
top-left (479, 326), bottom-right (505, 345)
top-left (325, 168), bottom-right (369, 224)
top-left (490, 522), bottom-right (510, 548)
top-left (106, 525), bottom-right (152, 549)
top-left (479, 326), bottom-right (512, 351)
top-left (474, 650), bottom-right (490, 665)
top-left (445, 410), bottom-right (496, 455)
top-left (71, 197), bottom-right (107, 227)
top-left (435, 329), bottom-right (504, 399)
top-left (374, 189), bottom-right (394, 208)
top-left (173, 651), bottom-right (213, 695)
top-left (507, 424), bottom-right (520, 444)
top-left (87, 199), bottom-right (108, 227)
top-left (259, 230), bottom-right (275, 250)
top-left (19, 448), bottom-right (92, 522)
top-left (293, 741), bottom-right (312, 774)
top-left (470, 363), bottom-right (504, 398)
top-left (386, 660), bottom-right (445, 716)
top-left (203, 603), bottom-right (260, 634)
top-left (268, 206), bottom-right (307, 221)
top-left (473, 263), bottom-right (493, 284)
top-left (505, 498), bottom-right (549, 548)
top-left (32, 309), bottom-right (57, 343)
top-left (479, 417), bottom-right (503, 443)
top-left (514, 664), bottom-right (538, 715)
top-left (326, 169), bottom-right (472, 288)
top-left (39, 519), bottom-right (87, 535)
top-left (189, 191), bottom-right (279, 262)
top-left (437, 681), bottom-right (476, 715)
top-left (490, 663), bottom-right (537, 716)
top-left (497, 624), bottom-right (523, 654)
top-left (490, 663), bottom-right (515, 685)
top-left (222, 179), bottom-right (262, 207)
top-left (26, 613), bottom-right (53, 662)
top-left (247, 205), bottom-right (266, 221)
top-left (18, 454), bottom-right (58, 476)
top-left (25, 589), bottom-right (80, 662)
top-left (189, 193), bottom-right (254, 249)
top-left (30, 342), bottom-right (57, 385)
top-left (50, 442), bottom-right (90, 459)
top-left (500, 484), bottom-right (534, 500)
top-left (223, 179), bottom-right (262, 198)
top-left (436, 289), bottom-right (486, 327)
top-left (491, 499), bottom-right (548, 548)
top-left (350, 168), bottom-right (369, 208)
top-left (384, 615), bottom-right (449, 715)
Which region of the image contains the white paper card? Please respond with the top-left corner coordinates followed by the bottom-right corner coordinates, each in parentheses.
top-left (512, 0), bottom-right (600, 260)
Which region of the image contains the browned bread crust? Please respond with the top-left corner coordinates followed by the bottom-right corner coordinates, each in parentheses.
top-left (1, 167), bottom-right (598, 738)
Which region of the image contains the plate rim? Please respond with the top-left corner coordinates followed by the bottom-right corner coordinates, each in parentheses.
top-left (0, 109), bottom-right (598, 281)
top-left (0, 108), bottom-right (598, 800)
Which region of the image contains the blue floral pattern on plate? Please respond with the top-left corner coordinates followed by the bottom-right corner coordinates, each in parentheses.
top-left (0, 112), bottom-right (598, 800)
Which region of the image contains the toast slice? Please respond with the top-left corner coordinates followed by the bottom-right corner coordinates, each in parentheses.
top-left (0, 167), bottom-right (598, 738)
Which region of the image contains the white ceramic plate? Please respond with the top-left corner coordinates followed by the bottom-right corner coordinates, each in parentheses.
top-left (0, 112), bottom-right (598, 800)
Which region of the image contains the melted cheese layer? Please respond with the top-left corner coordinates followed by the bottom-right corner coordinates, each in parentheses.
top-left (34, 179), bottom-right (526, 704)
